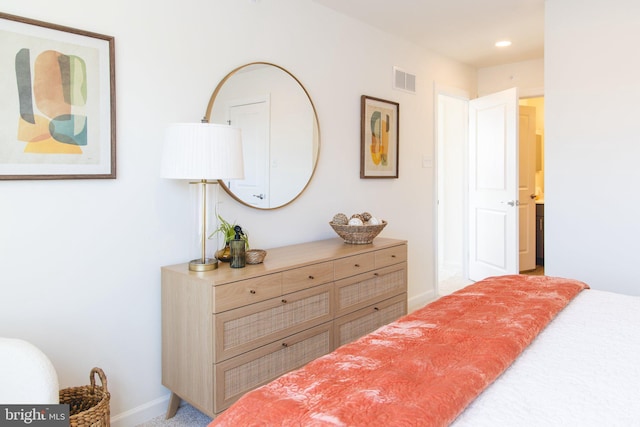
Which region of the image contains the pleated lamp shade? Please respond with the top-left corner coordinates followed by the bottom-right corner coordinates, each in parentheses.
top-left (161, 123), bottom-right (244, 180)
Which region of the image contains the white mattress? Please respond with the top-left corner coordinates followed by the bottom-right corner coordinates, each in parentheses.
top-left (451, 288), bottom-right (640, 426)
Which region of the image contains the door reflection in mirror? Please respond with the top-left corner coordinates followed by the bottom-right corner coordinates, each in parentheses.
top-left (206, 63), bottom-right (320, 209)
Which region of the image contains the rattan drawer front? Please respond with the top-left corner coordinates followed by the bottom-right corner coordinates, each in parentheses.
top-left (213, 273), bottom-right (282, 313)
top-left (334, 294), bottom-right (407, 348)
top-left (282, 261), bottom-right (334, 294)
top-left (334, 252), bottom-right (375, 280)
top-left (214, 322), bottom-right (332, 412)
top-left (215, 283), bottom-right (334, 362)
top-left (334, 263), bottom-right (407, 317)
top-left (375, 244), bottom-right (407, 268)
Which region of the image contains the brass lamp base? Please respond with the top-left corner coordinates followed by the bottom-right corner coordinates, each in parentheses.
top-left (189, 257), bottom-right (218, 272)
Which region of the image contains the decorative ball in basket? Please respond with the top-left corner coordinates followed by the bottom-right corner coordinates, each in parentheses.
top-left (329, 212), bottom-right (387, 244)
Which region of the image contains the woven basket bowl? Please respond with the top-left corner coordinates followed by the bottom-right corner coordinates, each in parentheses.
top-left (329, 220), bottom-right (387, 244)
top-left (246, 249), bottom-right (267, 264)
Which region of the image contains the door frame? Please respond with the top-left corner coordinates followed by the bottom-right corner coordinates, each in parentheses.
top-left (518, 105), bottom-right (537, 271)
top-left (433, 84), bottom-right (470, 296)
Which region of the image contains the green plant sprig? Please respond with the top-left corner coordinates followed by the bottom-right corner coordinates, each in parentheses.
top-left (208, 214), bottom-right (249, 248)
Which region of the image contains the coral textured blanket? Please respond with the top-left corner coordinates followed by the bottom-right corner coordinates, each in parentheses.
top-left (210, 275), bottom-right (589, 427)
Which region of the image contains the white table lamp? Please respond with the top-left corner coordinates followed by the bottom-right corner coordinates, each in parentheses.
top-left (161, 122), bottom-right (244, 271)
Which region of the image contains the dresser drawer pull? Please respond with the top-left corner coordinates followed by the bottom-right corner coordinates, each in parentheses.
top-left (354, 263), bottom-right (360, 267)
top-left (249, 289), bottom-right (256, 294)
top-left (282, 342), bottom-right (289, 347)
top-left (391, 254), bottom-right (397, 258)
top-left (308, 275), bottom-right (315, 280)
top-left (281, 299), bottom-right (288, 304)
top-left (374, 307), bottom-right (380, 311)
top-left (373, 272), bottom-right (379, 277)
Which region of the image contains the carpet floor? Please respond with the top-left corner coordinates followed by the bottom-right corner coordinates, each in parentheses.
top-left (137, 405), bottom-right (211, 427)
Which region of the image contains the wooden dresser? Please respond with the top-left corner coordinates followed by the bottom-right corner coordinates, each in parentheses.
top-left (161, 237), bottom-right (407, 418)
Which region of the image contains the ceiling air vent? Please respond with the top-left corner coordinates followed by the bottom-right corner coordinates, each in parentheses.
top-left (393, 66), bottom-right (416, 93)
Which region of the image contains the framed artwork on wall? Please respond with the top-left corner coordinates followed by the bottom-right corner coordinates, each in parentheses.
top-left (0, 12), bottom-right (116, 180)
top-left (360, 95), bottom-right (399, 179)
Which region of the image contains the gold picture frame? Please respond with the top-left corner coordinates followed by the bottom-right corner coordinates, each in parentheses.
top-left (360, 95), bottom-right (399, 179)
top-left (0, 13), bottom-right (116, 180)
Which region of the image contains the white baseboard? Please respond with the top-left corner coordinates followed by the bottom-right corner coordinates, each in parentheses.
top-left (408, 289), bottom-right (436, 313)
top-left (110, 394), bottom-right (170, 427)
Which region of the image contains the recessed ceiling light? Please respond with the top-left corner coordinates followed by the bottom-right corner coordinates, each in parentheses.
top-left (495, 40), bottom-right (512, 47)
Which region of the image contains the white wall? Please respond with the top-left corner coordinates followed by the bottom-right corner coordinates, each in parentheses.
top-left (477, 58), bottom-right (544, 97)
top-left (545, 0), bottom-right (640, 296)
top-left (0, 1), bottom-right (476, 424)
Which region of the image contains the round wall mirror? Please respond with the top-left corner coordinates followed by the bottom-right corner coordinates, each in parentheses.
top-left (205, 62), bottom-right (320, 209)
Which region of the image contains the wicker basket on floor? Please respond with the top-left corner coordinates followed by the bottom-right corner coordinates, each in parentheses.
top-left (59, 367), bottom-right (110, 427)
top-left (329, 220), bottom-right (387, 244)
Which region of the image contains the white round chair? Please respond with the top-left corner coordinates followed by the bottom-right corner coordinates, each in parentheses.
top-left (0, 337), bottom-right (59, 404)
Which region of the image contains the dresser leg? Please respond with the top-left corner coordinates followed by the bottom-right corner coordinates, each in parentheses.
top-left (166, 392), bottom-right (181, 419)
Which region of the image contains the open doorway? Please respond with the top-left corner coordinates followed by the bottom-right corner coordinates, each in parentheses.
top-left (519, 96), bottom-right (545, 275)
top-left (436, 92), bottom-right (545, 296)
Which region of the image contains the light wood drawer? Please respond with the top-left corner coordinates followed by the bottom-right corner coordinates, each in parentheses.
top-left (214, 283), bottom-right (334, 362)
top-left (214, 322), bottom-right (332, 413)
top-left (213, 273), bottom-right (282, 313)
top-left (334, 252), bottom-right (375, 280)
top-left (334, 263), bottom-right (407, 317)
top-left (334, 293), bottom-right (407, 348)
top-left (375, 244), bottom-right (407, 268)
top-left (282, 261), bottom-right (334, 294)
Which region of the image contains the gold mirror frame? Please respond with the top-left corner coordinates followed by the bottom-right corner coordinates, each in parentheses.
top-left (204, 62), bottom-right (320, 210)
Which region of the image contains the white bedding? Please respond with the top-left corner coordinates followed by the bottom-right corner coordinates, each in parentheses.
top-left (451, 288), bottom-right (640, 426)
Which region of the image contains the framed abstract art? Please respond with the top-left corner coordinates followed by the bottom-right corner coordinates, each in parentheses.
top-left (360, 95), bottom-right (399, 179)
top-left (0, 13), bottom-right (116, 180)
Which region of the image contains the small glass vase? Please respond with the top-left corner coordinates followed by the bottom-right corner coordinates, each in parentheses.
top-left (216, 243), bottom-right (232, 262)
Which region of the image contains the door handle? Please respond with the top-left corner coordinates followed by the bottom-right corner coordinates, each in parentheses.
top-left (252, 193), bottom-right (265, 200)
top-left (530, 194), bottom-right (536, 199)
top-left (500, 200), bottom-right (519, 207)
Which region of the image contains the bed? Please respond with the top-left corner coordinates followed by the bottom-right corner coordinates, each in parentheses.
top-left (209, 275), bottom-right (640, 426)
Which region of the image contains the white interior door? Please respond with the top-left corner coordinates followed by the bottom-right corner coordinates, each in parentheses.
top-left (518, 105), bottom-right (537, 271)
top-left (468, 88), bottom-right (519, 281)
top-left (226, 100), bottom-right (270, 208)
